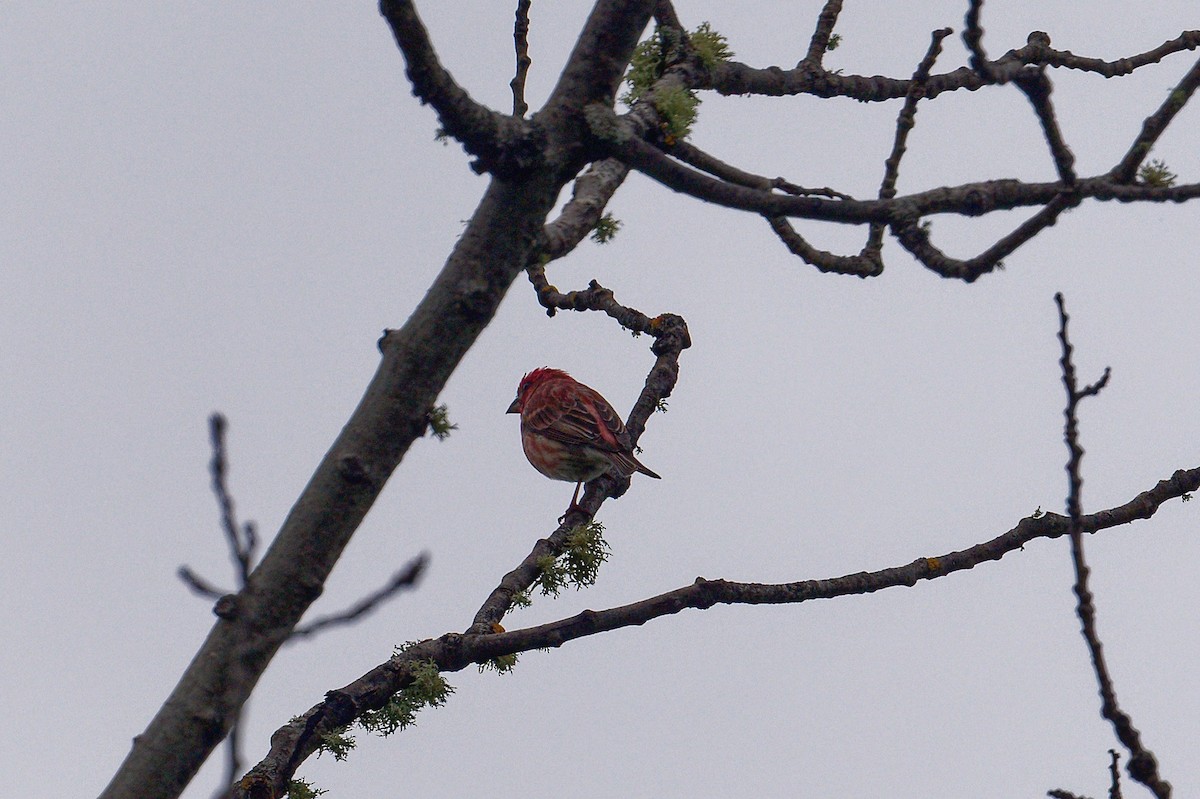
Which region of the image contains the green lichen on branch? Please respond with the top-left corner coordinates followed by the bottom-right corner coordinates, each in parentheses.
top-left (655, 86), bottom-right (700, 140)
top-left (359, 660), bottom-right (454, 737)
top-left (314, 727), bottom-right (355, 762)
top-left (426, 404), bottom-right (458, 440)
top-left (479, 652), bottom-right (520, 675)
top-left (287, 778), bottom-right (328, 798)
top-left (621, 23), bottom-right (732, 141)
top-left (590, 212), bottom-right (622, 244)
top-left (533, 521), bottom-right (611, 597)
top-left (826, 33), bottom-right (843, 51)
top-left (1138, 158), bottom-right (1177, 187)
top-left (690, 22), bottom-right (734, 68)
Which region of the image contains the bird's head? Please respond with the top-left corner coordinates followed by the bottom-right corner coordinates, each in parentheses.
top-left (507, 367), bottom-right (571, 413)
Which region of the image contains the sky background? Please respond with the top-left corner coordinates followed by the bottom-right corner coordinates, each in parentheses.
top-left (4, 2), bottom-right (1198, 797)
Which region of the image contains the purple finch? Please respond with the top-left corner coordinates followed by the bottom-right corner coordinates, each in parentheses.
top-left (507, 367), bottom-right (660, 510)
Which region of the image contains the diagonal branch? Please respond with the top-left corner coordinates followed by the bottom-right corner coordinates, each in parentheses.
top-left (1013, 52), bottom-right (1078, 185)
top-left (864, 28), bottom-right (953, 263)
top-left (289, 554), bottom-right (429, 640)
top-left (380, 0), bottom-right (532, 175)
top-left (1055, 295), bottom-right (1170, 799)
top-left (235, 463), bottom-right (1200, 796)
top-left (1109, 54), bottom-right (1200, 183)
top-left (540, 159), bottom-right (630, 260)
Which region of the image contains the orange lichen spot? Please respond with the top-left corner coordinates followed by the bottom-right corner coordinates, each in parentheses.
top-left (490, 621), bottom-right (506, 634)
top-left (924, 557), bottom-right (942, 572)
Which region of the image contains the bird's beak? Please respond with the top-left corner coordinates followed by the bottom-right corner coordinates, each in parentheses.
top-left (506, 397), bottom-right (520, 414)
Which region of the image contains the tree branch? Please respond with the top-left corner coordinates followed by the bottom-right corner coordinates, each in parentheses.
top-left (1109, 54), bottom-right (1200, 183)
top-left (801, 0), bottom-right (844, 67)
top-left (234, 463), bottom-right (1199, 796)
top-left (1055, 294), bottom-right (1170, 799)
top-left (380, 0), bottom-right (533, 175)
top-left (509, 0), bottom-right (533, 117)
top-left (540, 159), bottom-right (630, 260)
top-left (708, 29), bottom-right (1200, 100)
top-left (1013, 53), bottom-right (1078, 185)
top-left (289, 554), bottom-right (429, 641)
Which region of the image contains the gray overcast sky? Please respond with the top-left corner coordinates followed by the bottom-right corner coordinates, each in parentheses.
top-left (4, 2), bottom-right (1198, 797)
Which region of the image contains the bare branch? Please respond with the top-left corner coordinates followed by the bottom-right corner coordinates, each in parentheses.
top-left (891, 191), bottom-right (1080, 281)
top-left (380, 0), bottom-right (531, 175)
top-left (510, 0), bottom-right (532, 117)
top-left (868, 28), bottom-right (954, 259)
top-left (766, 217), bottom-right (881, 277)
top-left (663, 139), bottom-right (877, 275)
top-left (1055, 294), bottom-right (1169, 799)
top-left (176, 566), bottom-right (226, 601)
top-left (652, 0), bottom-right (684, 32)
top-left (709, 30), bottom-right (1200, 100)
top-left (235, 463), bottom-right (1199, 796)
top-left (1013, 39), bottom-right (1077, 184)
top-left (1109, 750), bottom-right (1124, 799)
top-left (541, 159), bottom-right (630, 260)
top-left (1109, 54), bottom-right (1200, 183)
top-left (209, 413), bottom-right (256, 586)
top-left (289, 554), bottom-right (429, 641)
top-left (962, 0), bottom-right (995, 81)
top-left (801, 0), bottom-right (844, 67)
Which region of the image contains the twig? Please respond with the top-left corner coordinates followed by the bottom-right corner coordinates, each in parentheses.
top-left (1108, 749), bottom-right (1124, 799)
top-left (509, 0), bottom-right (532, 116)
top-left (1055, 294), bottom-right (1169, 799)
top-left (711, 29), bottom-right (1200, 100)
top-left (176, 566), bottom-right (226, 600)
top-left (289, 553), bottom-right (429, 640)
top-left (1109, 54), bottom-right (1200, 183)
top-left (209, 413), bottom-right (256, 586)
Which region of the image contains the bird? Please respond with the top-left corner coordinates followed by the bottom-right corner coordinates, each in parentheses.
top-left (507, 367), bottom-right (660, 512)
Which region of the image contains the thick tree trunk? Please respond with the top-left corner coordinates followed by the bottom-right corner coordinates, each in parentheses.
top-left (99, 174), bottom-right (561, 799)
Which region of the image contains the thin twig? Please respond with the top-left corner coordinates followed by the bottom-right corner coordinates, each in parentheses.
top-left (176, 566), bottom-right (226, 600)
top-left (209, 413), bottom-right (256, 586)
top-left (1108, 749), bottom-right (1124, 799)
top-left (509, 0), bottom-right (532, 116)
top-left (289, 553), bottom-right (429, 640)
top-left (1055, 294), bottom-right (1169, 799)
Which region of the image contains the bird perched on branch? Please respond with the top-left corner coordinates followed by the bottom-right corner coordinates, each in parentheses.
top-left (507, 367), bottom-right (660, 512)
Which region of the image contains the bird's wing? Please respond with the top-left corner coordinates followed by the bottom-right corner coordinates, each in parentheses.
top-left (526, 381), bottom-right (630, 453)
